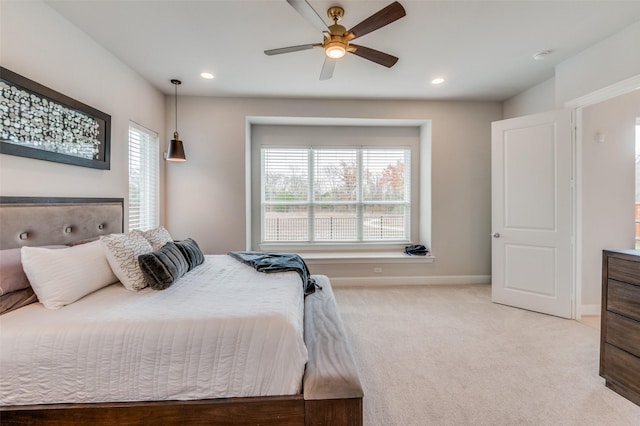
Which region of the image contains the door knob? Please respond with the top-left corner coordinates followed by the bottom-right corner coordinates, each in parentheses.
top-left (492, 233), bottom-right (500, 238)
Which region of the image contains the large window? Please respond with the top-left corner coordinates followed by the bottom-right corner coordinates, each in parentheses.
top-left (249, 120), bottom-right (429, 254)
top-left (262, 147), bottom-right (411, 244)
top-left (128, 122), bottom-right (159, 231)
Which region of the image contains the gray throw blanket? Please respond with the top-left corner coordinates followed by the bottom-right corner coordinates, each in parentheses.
top-left (227, 251), bottom-right (321, 296)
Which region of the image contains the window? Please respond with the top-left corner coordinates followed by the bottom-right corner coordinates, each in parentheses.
top-left (128, 122), bottom-right (159, 231)
top-left (262, 147), bottom-right (411, 244)
top-left (249, 119), bottom-right (430, 254)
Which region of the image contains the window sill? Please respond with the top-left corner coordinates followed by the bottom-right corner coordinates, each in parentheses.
top-left (301, 252), bottom-right (435, 264)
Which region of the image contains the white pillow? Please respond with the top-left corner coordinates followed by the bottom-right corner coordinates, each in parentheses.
top-left (21, 240), bottom-right (118, 310)
top-left (136, 226), bottom-right (172, 250)
top-left (101, 232), bottom-right (153, 291)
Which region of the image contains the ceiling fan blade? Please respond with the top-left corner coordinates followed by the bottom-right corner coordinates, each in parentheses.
top-left (319, 57), bottom-right (337, 80)
top-left (349, 44), bottom-right (399, 68)
top-left (264, 44), bottom-right (318, 56)
top-left (287, 0), bottom-right (328, 33)
top-left (348, 1), bottom-right (406, 40)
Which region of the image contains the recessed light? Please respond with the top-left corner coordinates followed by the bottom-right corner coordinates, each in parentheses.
top-left (532, 50), bottom-right (553, 61)
top-left (200, 72), bottom-right (214, 80)
top-left (431, 77), bottom-right (445, 85)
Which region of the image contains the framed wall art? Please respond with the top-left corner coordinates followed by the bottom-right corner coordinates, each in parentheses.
top-left (0, 67), bottom-right (111, 170)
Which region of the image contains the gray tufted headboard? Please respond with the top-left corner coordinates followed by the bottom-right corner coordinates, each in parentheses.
top-left (0, 197), bottom-right (123, 249)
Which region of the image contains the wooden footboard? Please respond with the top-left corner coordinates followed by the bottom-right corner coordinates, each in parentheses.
top-left (0, 396), bottom-right (305, 426)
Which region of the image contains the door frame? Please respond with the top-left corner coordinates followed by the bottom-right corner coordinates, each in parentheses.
top-left (565, 74), bottom-right (640, 319)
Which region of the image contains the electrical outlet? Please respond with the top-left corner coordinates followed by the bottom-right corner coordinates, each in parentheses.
top-left (373, 267), bottom-right (382, 273)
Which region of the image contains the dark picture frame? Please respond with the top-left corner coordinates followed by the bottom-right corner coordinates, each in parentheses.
top-left (0, 67), bottom-right (111, 170)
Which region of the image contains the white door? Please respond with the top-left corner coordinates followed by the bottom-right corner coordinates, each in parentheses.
top-left (491, 109), bottom-right (574, 319)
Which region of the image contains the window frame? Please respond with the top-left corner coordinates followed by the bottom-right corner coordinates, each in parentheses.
top-left (247, 117), bottom-right (432, 255)
top-left (261, 146), bottom-right (412, 245)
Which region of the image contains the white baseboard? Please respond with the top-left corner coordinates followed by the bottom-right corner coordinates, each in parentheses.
top-left (579, 304), bottom-right (601, 316)
top-left (330, 275), bottom-right (491, 287)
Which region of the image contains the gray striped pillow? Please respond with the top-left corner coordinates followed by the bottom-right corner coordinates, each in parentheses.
top-left (138, 242), bottom-right (188, 290)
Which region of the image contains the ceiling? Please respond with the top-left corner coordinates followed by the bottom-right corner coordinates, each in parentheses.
top-left (45, 0), bottom-right (640, 101)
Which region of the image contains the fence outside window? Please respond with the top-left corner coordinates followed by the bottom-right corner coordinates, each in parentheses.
top-left (265, 214), bottom-right (406, 242)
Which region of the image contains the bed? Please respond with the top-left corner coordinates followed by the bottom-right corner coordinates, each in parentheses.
top-left (0, 197), bottom-right (363, 425)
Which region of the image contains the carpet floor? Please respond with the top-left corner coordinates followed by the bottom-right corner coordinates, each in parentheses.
top-left (333, 284), bottom-right (640, 426)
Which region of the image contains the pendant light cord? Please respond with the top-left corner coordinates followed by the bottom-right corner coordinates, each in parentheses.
top-left (171, 79), bottom-right (181, 139)
top-left (174, 82), bottom-right (178, 137)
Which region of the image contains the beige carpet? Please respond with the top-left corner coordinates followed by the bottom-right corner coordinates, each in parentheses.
top-left (333, 284), bottom-right (640, 426)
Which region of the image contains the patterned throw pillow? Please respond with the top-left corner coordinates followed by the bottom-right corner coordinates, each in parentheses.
top-left (101, 232), bottom-right (153, 291)
top-left (136, 226), bottom-right (173, 250)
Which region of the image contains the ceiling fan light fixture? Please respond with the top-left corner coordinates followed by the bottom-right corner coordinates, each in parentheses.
top-left (265, 1), bottom-right (406, 79)
top-left (325, 41), bottom-right (347, 59)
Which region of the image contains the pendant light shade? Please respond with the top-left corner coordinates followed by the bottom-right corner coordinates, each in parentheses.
top-left (167, 134), bottom-right (186, 161)
top-left (166, 79), bottom-right (186, 162)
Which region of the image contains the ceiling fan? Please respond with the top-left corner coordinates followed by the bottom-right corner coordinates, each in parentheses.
top-left (264, 0), bottom-right (406, 80)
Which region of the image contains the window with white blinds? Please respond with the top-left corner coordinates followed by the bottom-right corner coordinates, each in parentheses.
top-left (128, 122), bottom-right (159, 231)
top-left (262, 147), bottom-right (410, 243)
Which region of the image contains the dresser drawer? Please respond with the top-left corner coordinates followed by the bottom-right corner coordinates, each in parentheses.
top-left (607, 279), bottom-right (640, 321)
top-left (609, 256), bottom-right (640, 286)
top-left (606, 312), bottom-right (640, 358)
top-left (602, 343), bottom-right (640, 402)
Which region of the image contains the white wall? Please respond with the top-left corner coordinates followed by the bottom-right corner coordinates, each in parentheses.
top-left (580, 89), bottom-right (640, 310)
top-left (556, 21), bottom-right (640, 106)
top-left (166, 97), bottom-right (501, 281)
top-left (503, 20), bottom-right (640, 117)
top-left (503, 78), bottom-right (555, 119)
top-left (0, 1), bottom-right (166, 229)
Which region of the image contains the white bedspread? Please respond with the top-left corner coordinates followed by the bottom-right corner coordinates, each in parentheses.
top-left (0, 255), bottom-right (307, 405)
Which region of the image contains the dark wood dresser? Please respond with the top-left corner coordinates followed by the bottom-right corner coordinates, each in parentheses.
top-left (600, 249), bottom-right (640, 406)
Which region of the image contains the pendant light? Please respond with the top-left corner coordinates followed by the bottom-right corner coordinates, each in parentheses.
top-left (166, 79), bottom-right (186, 162)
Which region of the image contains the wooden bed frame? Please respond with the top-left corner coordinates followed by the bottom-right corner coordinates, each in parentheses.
top-left (0, 197), bottom-right (363, 426)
